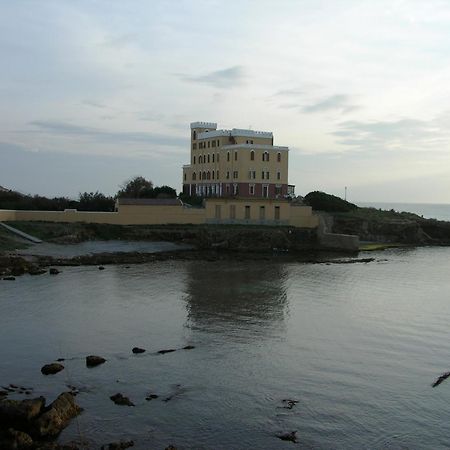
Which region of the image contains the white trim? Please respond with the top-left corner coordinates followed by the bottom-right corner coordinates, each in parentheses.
top-left (197, 127), bottom-right (273, 140)
top-left (221, 144), bottom-right (289, 151)
top-left (190, 121), bottom-right (217, 129)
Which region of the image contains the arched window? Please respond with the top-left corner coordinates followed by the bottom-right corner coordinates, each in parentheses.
top-left (199, 172), bottom-right (202, 180)
top-left (212, 171), bottom-right (215, 180)
top-left (263, 152), bottom-right (269, 162)
top-left (277, 152), bottom-right (281, 162)
top-left (212, 154), bottom-right (215, 163)
top-left (203, 171), bottom-right (206, 180)
top-left (192, 172), bottom-right (196, 181)
top-left (184, 173), bottom-right (186, 181)
top-left (199, 155), bottom-right (202, 164)
top-left (193, 131), bottom-right (197, 140)
top-left (208, 154), bottom-right (210, 163)
top-left (193, 156), bottom-right (196, 164)
top-left (250, 150), bottom-right (255, 161)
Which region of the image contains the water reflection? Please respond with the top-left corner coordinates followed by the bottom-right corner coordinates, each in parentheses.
top-left (183, 261), bottom-right (289, 336)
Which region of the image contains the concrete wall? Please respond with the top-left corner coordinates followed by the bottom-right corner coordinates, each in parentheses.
top-left (0, 200), bottom-right (318, 228)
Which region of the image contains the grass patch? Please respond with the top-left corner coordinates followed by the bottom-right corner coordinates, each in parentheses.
top-left (359, 242), bottom-right (406, 251)
top-left (0, 227), bottom-right (30, 252)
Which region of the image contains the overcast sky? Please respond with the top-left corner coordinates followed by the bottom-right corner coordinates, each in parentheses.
top-left (2, 0), bottom-right (450, 203)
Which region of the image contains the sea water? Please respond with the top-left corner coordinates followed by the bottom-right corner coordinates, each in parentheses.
top-left (1, 248), bottom-right (450, 449)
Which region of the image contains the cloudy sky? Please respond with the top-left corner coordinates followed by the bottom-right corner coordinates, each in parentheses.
top-left (2, 0), bottom-right (450, 203)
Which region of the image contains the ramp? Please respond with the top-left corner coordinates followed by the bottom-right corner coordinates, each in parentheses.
top-left (0, 222), bottom-right (42, 243)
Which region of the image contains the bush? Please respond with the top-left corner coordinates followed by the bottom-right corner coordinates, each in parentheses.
top-left (303, 191), bottom-right (357, 212)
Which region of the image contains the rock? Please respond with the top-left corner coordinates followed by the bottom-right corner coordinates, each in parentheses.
top-left (32, 392), bottom-right (82, 438)
top-left (2, 276), bottom-right (15, 281)
top-left (86, 355), bottom-right (106, 367)
top-left (110, 393), bottom-right (134, 407)
top-left (100, 440), bottom-right (134, 450)
top-left (41, 363), bottom-right (64, 375)
top-left (29, 268), bottom-right (47, 276)
top-left (49, 268), bottom-right (60, 275)
top-left (182, 345), bottom-right (195, 350)
top-left (0, 397), bottom-right (45, 424)
top-left (0, 428), bottom-right (34, 449)
top-left (145, 394), bottom-right (158, 401)
top-left (165, 446), bottom-right (178, 450)
top-left (280, 399), bottom-right (298, 410)
top-left (56, 358), bottom-right (65, 362)
top-left (276, 431), bottom-right (298, 443)
top-left (98, 266), bottom-right (105, 270)
top-left (158, 349), bottom-right (176, 355)
top-left (132, 347), bottom-right (146, 354)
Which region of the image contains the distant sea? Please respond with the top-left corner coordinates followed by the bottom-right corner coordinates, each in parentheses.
top-left (358, 202), bottom-right (450, 222)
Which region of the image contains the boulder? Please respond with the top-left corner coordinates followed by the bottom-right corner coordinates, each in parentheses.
top-left (276, 431), bottom-right (298, 443)
top-left (110, 393), bottom-right (134, 407)
top-left (32, 393), bottom-right (82, 438)
top-left (0, 428), bottom-right (33, 449)
top-left (0, 397), bottom-right (45, 424)
top-left (41, 363), bottom-right (64, 375)
top-left (85, 355), bottom-right (106, 367)
top-left (98, 266), bottom-right (105, 270)
top-left (132, 347), bottom-right (145, 354)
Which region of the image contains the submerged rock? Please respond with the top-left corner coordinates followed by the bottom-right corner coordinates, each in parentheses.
top-left (2, 276), bottom-right (15, 281)
top-left (100, 440), bottom-right (134, 450)
top-left (41, 363), bottom-right (64, 376)
top-left (29, 268), bottom-right (47, 276)
top-left (49, 268), bottom-right (60, 275)
top-left (158, 349), bottom-right (176, 355)
top-left (280, 399), bottom-right (298, 410)
top-left (276, 431), bottom-right (298, 443)
top-left (145, 394), bottom-right (158, 401)
top-left (182, 345), bottom-right (195, 350)
top-left (86, 355), bottom-right (106, 367)
top-left (98, 266), bottom-right (105, 270)
top-left (132, 347), bottom-right (146, 354)
top-left (110, 393), bottom-right (134, 407)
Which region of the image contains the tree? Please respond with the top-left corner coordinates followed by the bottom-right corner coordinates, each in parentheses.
top-left (153, 185), bottom-right (177, 198)
top-left (78, 192), bottom-right (115, 211)
top-left (303, 191), bottom-right (357, 212)
top-left (117, 176), bottom-right (154, 198)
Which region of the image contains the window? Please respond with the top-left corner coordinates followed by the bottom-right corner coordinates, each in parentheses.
top-left (212, 141), bottom-right (216, 148)
top-left (266, 171), bottom-right (269, 180)
top-left (230, 205), bottom-right (236, 219)
top-left (217, 140), bottom-right (220, 147)
top-left (208, 141), bottom-right (210, 148)
top-left (193, 172), bottom-right (196, 181)
top-left (193, 156), bottom-right (196, 164)
top-left (217, 153), bottom-right (220, 162)
top-left (212, 154), bottom-right (215, 163)
top-left (259, 206), bottom-right (265, 220)
top-left (277, 171), bottom-right (281, 180)
top-left (277, 152), bottom-right (281, 162)
top-left (215, 205), bottom-right (221, 219)
top-left (233, 184), bottom-right (239, 195)
top-left (207, 154), bottom-right (210, 163)
top-left (263, 185), bottom-right (269, 198)
top-left (212, 171), bottom-right (215, 180)
top-left (227, 152), bottom-right (230, 162)
top-left (217, 170), bottom-right (219, 179)
top-left (274, 206), bottom-right (280, 220)
top-left (203, 171), bottom-right (206, 180)
top-left (249, 184), bottom-right (255, 195)
top-left (262, 171), bottom-right (265, 180)
top-left (207, 171), bottom-right (211, 180)
top-left (250, 150), bottom-right (255, 161)
top-left (234, 151), bottom-right (237, 161)
top-left (199, 156), bottom-right (202, 164)
top-left (245, 205), bottom-right (251, 220)
top-left (199, 172), bottom-right (202, 180)
top-left (226, 171), bottom-right (230, 179)
top-left (233, 171), bottom-right (238, 179)
top-left (193, 131), bottom-right (197, 139)
top-left (184, 173), bottom-right (186, 181)
top-left (263, 152), bottom-right (269, 162)
top-left (275, 185), bottom-right (282, 196)
top-left (193, 143), bottom-right (197, 150)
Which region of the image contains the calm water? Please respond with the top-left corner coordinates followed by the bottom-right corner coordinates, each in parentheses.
top-left (1, 248), bottom-right (450, 449)
top-left (359, 202), bottom-right (450, 222)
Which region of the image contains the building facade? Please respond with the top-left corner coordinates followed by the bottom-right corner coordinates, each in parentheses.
top-left (182, 122), bottom-right (293, 199)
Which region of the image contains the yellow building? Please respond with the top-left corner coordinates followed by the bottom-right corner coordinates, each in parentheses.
top-left (182, 122), bottom-right (294, 199)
